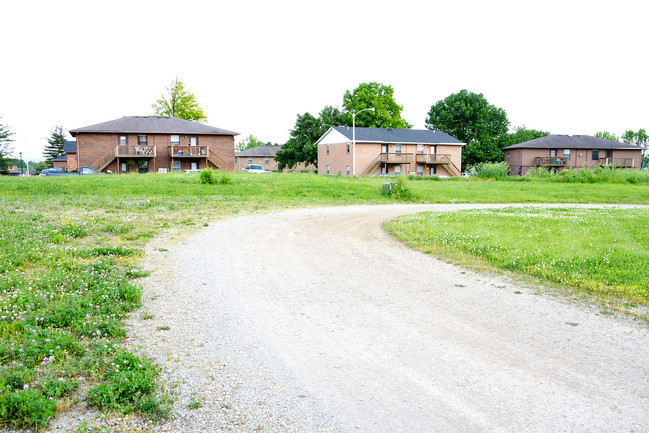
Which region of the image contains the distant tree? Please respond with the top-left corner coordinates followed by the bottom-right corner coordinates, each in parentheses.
top-left (621, 129), bottom-right (649, 167)
top-left (42, 125), bottom-right (66, 164)
top-left (342, 82), bottom-right (411, 129)
top-left (425, 90), bottom-right (510, 169)
top-left (501, 126), bottom-right (550, 147)
top-left (152, 77), bottom-right (207, 123)
top-left (236, 135), bottom-right (267, 151)
top-left (319, 105), bottom-right (347, 128)
top-left (0, 117), bottom-right (15, 167)
top-left (595, 131), bottom-right (619, 141)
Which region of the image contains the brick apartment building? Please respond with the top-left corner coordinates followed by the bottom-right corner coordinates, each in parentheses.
top-left (316, 126), bottom-right (464, 177)
top-left (503, 135), bottom-right (644, 175)
top-left (235, 145), bottom-right (316, 172)
top-left (69, 116), bottom-right (238, 174)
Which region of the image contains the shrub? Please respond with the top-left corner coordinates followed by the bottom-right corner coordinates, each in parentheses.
top-left (471, 162), bottom-right (510, 179)
top-left (198, 168), bottom-right (215, 184)
top-left (0, 389), bottom-right (56, 429)
top-left (381, 176), bottom-right (415, 201)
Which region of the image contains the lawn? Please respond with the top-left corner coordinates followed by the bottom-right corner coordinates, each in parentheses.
top-left (385, 207), bottom-right (649, 309)
top-left (1, 171), bottom-right (648, 429)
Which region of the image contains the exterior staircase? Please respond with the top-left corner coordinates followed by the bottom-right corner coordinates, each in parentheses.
top-left (207, 149), bottom-right (234, 171)
top-left (361, 155), bottom-right (381, 176)
top-left (91, 146), bottom-right (117, 173)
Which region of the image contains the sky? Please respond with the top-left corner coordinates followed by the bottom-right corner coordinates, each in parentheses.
top-left (2, 0), bottom-right (647, 161)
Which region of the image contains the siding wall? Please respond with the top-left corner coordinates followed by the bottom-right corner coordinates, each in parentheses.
top-left (505, 148), bottom-right (642, 175)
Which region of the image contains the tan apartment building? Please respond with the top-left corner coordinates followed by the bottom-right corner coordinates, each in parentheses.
top-left (316, 126), bottom-right (464, 177)
top-left (69, 116), bottom-right (238, 174)
top-left (503, 135), bottom-right (643, 175)
top-left (235, 145), bottom-right (316, 173)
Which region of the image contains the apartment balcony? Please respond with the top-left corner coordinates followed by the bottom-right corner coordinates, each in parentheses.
top-left (600, 158), bottom-right (634, 168)
top-left (170, 145), bottom-right (208, 158)
top-left (416, 154), bottom-right (451, 164)
top-left (534, 156), bottom-right (567, 167)
top-left (379, 153), bottom-right (413, 164)
top-left (116, 145), bottom-right (156, 157)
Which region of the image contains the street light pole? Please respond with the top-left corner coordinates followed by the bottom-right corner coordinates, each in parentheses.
top-left (352, 107), bottom-right (375, 176)
top-left (19, 152), bottom-right (23, 176)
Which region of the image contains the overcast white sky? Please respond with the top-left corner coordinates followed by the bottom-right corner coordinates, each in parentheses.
top-left (2, 0), bottom-right (647, 160)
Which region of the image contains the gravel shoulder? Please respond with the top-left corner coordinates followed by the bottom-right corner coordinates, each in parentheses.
top-left (123, 204), bottom-right (649, 432)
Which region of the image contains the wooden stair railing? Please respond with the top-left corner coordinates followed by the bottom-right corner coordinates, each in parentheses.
top-left (91, 146), bottom-right (117, 172)
top-left (207, 149), bottom-right (234, 171)
top-left (360, 154), bottom-right (381, 176)
top-left (445, 161), bottom-right (462, 177)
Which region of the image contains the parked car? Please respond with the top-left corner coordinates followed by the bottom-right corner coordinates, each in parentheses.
top-left (242, 164), bottom-right (269, 174)
top-left (39, 167), bottom-right (98, 176)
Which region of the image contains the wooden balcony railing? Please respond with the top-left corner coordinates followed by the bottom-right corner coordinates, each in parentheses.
top-left (600, 158), bottom-right (634, 168)
top-left (379, 153), bottom-right (413, 164)
top-left (170, 145), bottom-right (208, 157)
top-left (534, 156), bottom-right (567, 167)
top-left (416, 154), bottom-right (451, 164)
top-left (116, 145), bottom-right (156, 157)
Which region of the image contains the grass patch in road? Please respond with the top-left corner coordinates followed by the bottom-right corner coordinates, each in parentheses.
top-left (384, 207), bottom-right (649, 308)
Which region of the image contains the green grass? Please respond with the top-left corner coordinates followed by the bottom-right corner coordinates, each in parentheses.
top-left (1, 170), bottom-right (649, 428)
top-left (385, 207), bottom-right (649, 307)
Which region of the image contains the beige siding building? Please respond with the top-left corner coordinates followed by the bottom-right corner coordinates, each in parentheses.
top-left (235, 145), bottom-right (316, 173)
top-left (503, 135), bottom-right (644, 175)
top-left (316, 126), bottom-right (464, 177)
top-left (69, 116), bottom-right (238, 174)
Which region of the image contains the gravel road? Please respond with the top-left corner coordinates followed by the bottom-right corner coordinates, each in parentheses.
top-left (126, 204), bottom-right (649, 433)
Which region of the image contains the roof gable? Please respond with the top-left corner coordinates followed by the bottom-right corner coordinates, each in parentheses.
top-left (69, 116), bottom-right (239, 136)
top-left (319, 126), bottom-right (464, 145)
top-left (502, 135), bottom-right (643, 150)
top-left (64, 140), bottom-right (76, 153)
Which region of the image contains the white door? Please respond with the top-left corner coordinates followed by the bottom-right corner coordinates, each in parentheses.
top-left (191, 162), bottom-right (198, 170)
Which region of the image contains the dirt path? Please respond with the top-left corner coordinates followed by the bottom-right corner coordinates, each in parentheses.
top-left (130, 204), bottom-right (649, 432)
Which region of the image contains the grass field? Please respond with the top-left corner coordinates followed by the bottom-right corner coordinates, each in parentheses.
top-left (385, 207), bottom-right (649, 310)
top-left (1, 171), bottom-right (648, 429)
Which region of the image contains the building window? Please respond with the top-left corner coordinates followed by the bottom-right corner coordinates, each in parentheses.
top-left (265, 158), bottom-right (270, 163)
top-left (189, 136), bottom-right (197, 146)
top-left (346, 143), bottom-right (350, 153)
top-left (170, 135), bottom-right (180, 146)
top-left (327, 144), bottom-right (330, 154)
top-left (173, 161), bottom-right (180, 172)
top-left (346, 165), bottom-right (350, 176)
top-left (417, 144), bottom-right (424, 155)
top-left (550, 149), bottom-right (557, 157)
top-left (326, 165), bottom-right (330, 175)
top-left (395, 144), bottom-right (402, 155)
top-left (248, 157), bottom-right (253, 163)
top-left (564, 149), bottom-right (571, 160)
top-left (394, 165), bottom-right (401, 175)
top-left (606, 149), bottom-right (613, 158)
top-left (592, 149), bottom-right (599, 160)
top-left (416, 165), bottom-right (424, 176)
top-left (381, 165), bottom-right (387, 174)
top-left (138, 135), bottom-right (147, 145)
top-left (118, 135), bottom-right (127, 145)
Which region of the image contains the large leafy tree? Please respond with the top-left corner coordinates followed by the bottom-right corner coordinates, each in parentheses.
top-left (621, 129), bottom-right (648, 167)
top-left (152, 77), bottom-right (207, 123)
top-left (425, 90), bottom-right (510, 169)
top-left (501, 126), bottom-right (550, 147)
top-left (275, 112), bottom-right (324, 169)
top-left (43, 125), bottom-right (66, 164)
top-left (342, 82), bottom-right (410, 128)
top-left (0, 118), bottom-right (14, 169)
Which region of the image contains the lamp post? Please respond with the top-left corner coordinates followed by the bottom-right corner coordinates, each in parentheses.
top-left (19, 152), bottom-right (23, 176)
top-left (351, 107), bottom-right (375, 176)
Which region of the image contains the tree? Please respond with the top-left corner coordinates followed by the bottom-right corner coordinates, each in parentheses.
top-left (275, 112), bottom-right (324, 169)
top-left (43, 125), bottom-right (66, 164)
top-left (152, 77), bottom-right (207, 123)
top-left (236, 135), bottom-right (267, 151)
top-left (621, 129), bottom-right (649, 167)
top-left (342, 82), bottom-right (410, 129)
top-left (425, 90), bottom-right (510, 169)
top-left (501, 125), bottom-right (550, 147)
top-left (595, 131), bottom-right (619, 141)
top-left (0, 118), bottom-right (14, 166)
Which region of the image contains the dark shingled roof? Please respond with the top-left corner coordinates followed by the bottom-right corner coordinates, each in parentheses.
top-left (235, 145), bottom-right (281, 157)
top-left (64, 140), bottom-right (76, 153)
top-left (328, 126), bottom-right (464, 145)
top-left (69, 116), bottom-right (239, 136)
top-left (502, 135), bottom-right (642, 150)
top-left (52, 155), bottom-right (67, 161)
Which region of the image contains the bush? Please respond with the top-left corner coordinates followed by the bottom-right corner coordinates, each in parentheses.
top-left (0, 389), bottom-right (56, 429)
top-left (471, 162), bottom-right (510, 179)
top-left (381, 176), bottom-right (415, 201)
top-left (199, 168), bottom-right (215, 184)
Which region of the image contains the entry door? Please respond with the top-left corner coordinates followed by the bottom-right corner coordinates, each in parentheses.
top-left (381, 144), bottom-right (388, 154)
top-left (138, 160), bottom-right (148, 174)
top-left (191, 162), bottom-right (198, 170)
